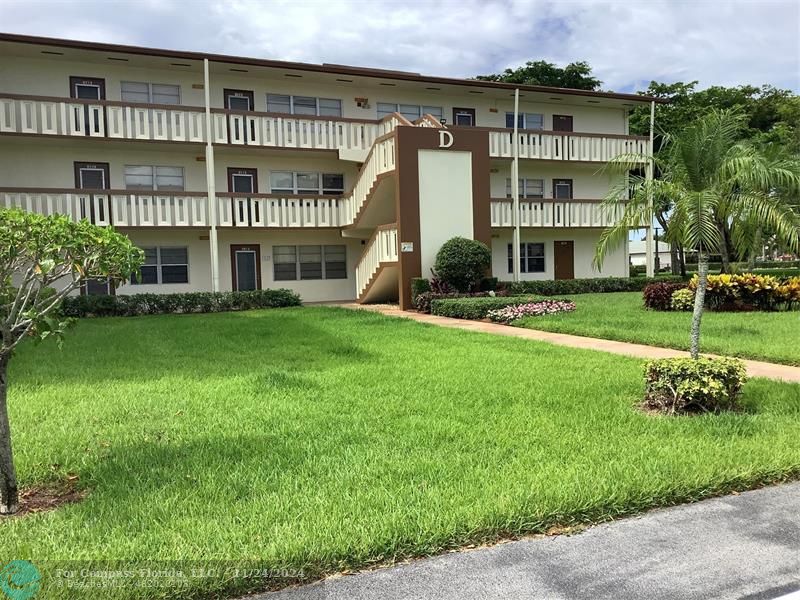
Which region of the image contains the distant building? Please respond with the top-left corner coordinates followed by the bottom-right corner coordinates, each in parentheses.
top-left (629, 240), bottom-right (672, 268)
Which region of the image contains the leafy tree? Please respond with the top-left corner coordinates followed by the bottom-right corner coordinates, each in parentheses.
top-left (0, 210), bottom-right (142, 514)
top-left (629, 82), bottom-right (800, 272)
top-left (476, 60), bottom-right (601, 91)
top-left (595, 110), bottom-right (800, 358)
top-left (433, 237), bottom-right (492, 292)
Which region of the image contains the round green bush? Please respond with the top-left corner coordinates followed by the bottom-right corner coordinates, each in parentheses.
top-left (433, 237), bottom-right (492, 292)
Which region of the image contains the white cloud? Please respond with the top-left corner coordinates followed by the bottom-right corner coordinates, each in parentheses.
top-left (1, 0), bottom-right (798, 91)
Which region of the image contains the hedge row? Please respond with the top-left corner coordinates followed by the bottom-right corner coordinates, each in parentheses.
top-left (430, 295), bottom-right (543, 320)
top-left (503, 276), bottom-right (685, 296)
top-left (61, 289), bottom-right (301, 318)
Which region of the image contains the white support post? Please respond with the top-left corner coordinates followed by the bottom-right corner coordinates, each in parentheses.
top-left (204, 58), bottom-right (220, 292)
top-left (512, 88), bottom-right (521, 283)
top-left (645, 100), bottom-right (655, 278)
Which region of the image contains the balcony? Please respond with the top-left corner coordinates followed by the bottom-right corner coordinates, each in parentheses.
top-left (487, 128), bottom-right (650, 162)
top-left (490, 198), bottom-right (625, 228)
top-left (0, 94), bottom-right (401, 158)
top-left (0, 188), bottom-right (349, 229)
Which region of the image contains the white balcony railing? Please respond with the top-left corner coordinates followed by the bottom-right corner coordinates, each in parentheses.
top-left (488, 129), bottom-right (651, 162)
top-left (0, 189), bottom-right (351, 229)
top-left (0, 94), bottom-right (404, 154)
top-left (216, 193), bottom-right (344, 228)
top-left (0, 95), bottom-right (208, 142)
top-left (490, 199), bottom-right (625, 228)
top-left (355, 224), bottom-right (399, 298)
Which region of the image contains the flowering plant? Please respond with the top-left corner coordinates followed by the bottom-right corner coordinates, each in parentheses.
top-left (487, 300), bottom-right (576, 324)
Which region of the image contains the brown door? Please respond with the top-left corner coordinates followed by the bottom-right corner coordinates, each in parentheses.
top-left (227, 168), bottom-right (258, 193)
top-left (69, 76), bottom-right (106, 136)
top-left (553, 179), bottom-right (573, 199)
top-left (554, 241), bottom-right (575, 280)
top-left (224, 89), bottom-right (255, 111)
top-left (553, 115), bottom-right (573, 132)
top-left (74, 161), bottom-right (110, 190)
top-left (69, 76), bottom-right (106, 100)
top-left (230, 244), bottom-right (261, 291)
top-left (74, 161), bottom-right (113, 295)
top-left (452, 107), bottom-right (476, 127)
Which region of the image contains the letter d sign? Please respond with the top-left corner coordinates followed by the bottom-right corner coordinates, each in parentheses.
top-left (438, 130), bottom-right (453, 149)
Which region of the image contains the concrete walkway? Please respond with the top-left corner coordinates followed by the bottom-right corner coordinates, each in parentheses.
top-left (343, 304), bottom-right (800, 383)
top-left (254, 482), bottom-right (800, 600)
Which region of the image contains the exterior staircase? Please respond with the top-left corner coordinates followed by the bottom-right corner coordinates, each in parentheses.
top-left (355, 224), bottom-right (399, 303)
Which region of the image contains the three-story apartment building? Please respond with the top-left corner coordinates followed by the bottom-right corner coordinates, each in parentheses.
top-left (0, 33), bottom-right (660, 308)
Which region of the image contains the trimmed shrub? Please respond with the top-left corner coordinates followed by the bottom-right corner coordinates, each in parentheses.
top-left (479, 277), bottom-right (499, 292)
top-left (643, 357), bottom-right (747, 414)
top-left (430, 295), bottom-right (541, 320)
top-left (487, 300), bottom-right (576, 324)
top-left (434, 237), bottom-right (492, 292)
top-left (690, 273), bottom-right (800, 311)
top-left (61, 289), bottom-right (301, 318)
top-left (411, 278), bottom-right (431, 304)
top-left (504, 276), bottom-right (686, 296)
top-left (670, 288), bottom-right (695, 311)
top-left (643, 282), bottom-right (688, 310)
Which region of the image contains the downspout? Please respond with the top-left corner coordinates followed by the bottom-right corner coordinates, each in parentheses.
top-left (203, 58), bottom-right (220, 292)
top-left (512, 88), bottom-right (521, 283)
top-left (645, 100), bottom-right (655, 278)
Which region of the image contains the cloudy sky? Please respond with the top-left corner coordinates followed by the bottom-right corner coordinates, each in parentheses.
top-left (2, 0), bottom-right (798, 93)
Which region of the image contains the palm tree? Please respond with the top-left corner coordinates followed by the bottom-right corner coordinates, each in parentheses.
top-left (594, 109), bottom-right (800, 358)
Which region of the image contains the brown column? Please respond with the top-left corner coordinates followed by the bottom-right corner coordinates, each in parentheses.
top-left (394, 126), bottom-right (491, 309)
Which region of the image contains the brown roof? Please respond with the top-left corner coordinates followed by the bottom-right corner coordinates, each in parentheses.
top-left (0, 32), bottom-right (666, 104)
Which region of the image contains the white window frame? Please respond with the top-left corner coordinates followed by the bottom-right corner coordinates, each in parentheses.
top-left (506, 178), bottom-right (544, 199)
top-left (269, 171), bottom-right (344, 195)
top-left (271, 244), bottom-right (347, 281)
top-left (121, 81), bottom-right (181, 105)
top-left (377, 102), bottom-right (443, 122)
top-left (507, 242), bottom-right (545, 274)
top-left (124, 165), bottom-right (185, 191)
top-left (266, 94), bottom-right (342, 117)
top-left (133, 246), bottom-right (190, 285)
top-left (506, 112), bottom-right (544, 130)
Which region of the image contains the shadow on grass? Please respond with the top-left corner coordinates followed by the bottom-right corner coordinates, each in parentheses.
top-left (10, 308), bottom-right (379, 388)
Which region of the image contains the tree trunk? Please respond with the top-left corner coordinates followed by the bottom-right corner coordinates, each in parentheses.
top-left (690, 252), bottom-right (709, 360)
top-left (0, 353), bottom-right (18, 515)
top-left (678, 246), bottom-right (687, 278)
top-left (670, 242), bottom-right (680, 275)
top-left (718, 224), bottom-right (732, 273)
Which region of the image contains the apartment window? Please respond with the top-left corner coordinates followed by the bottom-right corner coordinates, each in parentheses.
top-left (266, 94), bottom-right (342, 117)
top-left (505, 112), bottom-right (544, 130)
top-left (273, 245), bottom-right (298, 281)
top-left (124, 166), bottom-right (185, 191)
top-left (507, 243), bottom-right (545, 274)
top-left (272, 245), bottom-right (347, 281)
top-left (505, 178), bottom-right (544, 199)
top-left (377, 102), bottom-right (443, 122)
top-left (132, 246), bottom-right (189, 284)
top-left (121, 81), bottom-right (181, 105)
top-left (269, 171), bottom-right (344, 195)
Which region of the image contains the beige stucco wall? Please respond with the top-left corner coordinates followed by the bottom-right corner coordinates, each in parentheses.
top-left (0, 138), bottom-right (359, 193)
top-left (490, 162), bottom-right (621, 199)
top-left (417, 149), bottom-right (474, 277)
top-left (491, 228), bottom-right (628, 281)
top-left (0, 55), bottom-right (629, 134)
top-left (216, 229), bottom-right (361, 302)
top-left (116, 229), bottom-right (212, 295)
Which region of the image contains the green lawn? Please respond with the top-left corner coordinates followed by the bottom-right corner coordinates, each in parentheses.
top-left (515, 291), bottom-right (800, 365)
top-left (2, 307), bottom-right (800, 599)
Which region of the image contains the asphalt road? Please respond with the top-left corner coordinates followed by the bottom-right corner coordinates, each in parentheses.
top-left (255, 482), bottom-right (800, 600)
